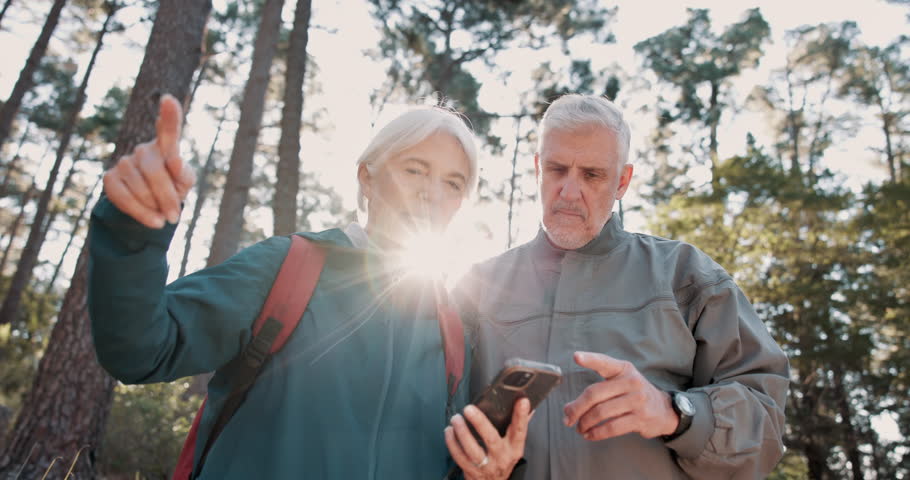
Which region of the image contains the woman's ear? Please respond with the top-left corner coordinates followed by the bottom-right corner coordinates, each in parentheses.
top-left (358, 163), bottom-right (372, 201)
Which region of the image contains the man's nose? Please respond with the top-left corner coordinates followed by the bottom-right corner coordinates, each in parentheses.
top-left (559, 174), bottom-right (582, 200)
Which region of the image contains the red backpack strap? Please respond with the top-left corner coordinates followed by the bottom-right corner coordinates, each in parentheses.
top-left (252, 235), bottom-right (326, 353)
top-left (435, 284), bottom-right (464, 418)
top-left (174, 235), bottom-right (326, 480)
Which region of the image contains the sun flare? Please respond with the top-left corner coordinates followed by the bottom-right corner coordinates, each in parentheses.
top-left (395, 231), bottom-right (455, 282)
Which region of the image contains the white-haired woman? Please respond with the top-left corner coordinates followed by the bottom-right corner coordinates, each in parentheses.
top-left (89, 95), bottom-right (528, 479)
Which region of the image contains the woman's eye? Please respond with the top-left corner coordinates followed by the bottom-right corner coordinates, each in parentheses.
top-left (405, 167), bottom-right (423, 175)
top-left (447, 180), bottom-right (463, 192)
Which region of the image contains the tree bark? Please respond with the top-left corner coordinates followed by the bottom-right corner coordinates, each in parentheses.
top-left (208, 0), bottom-right (285, 266)
top-left (273, 0), bottom-right (312, 237)
top-left (0, 8), bottom-right (114, 325)
top-left (0, 0), bottom-right (67, 149)
top-left (0, 0), bottom-right (212, 476)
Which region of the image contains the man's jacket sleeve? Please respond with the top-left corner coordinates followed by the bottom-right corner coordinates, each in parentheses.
top-left (88, 196), bottom-right (290, 384)
top-left (665, 278), bottom-right (790, 479)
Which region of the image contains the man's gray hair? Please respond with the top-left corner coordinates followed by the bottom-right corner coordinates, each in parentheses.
top-left (538, 94), bottom-right (632, 170)
top-left (356, 106), bottom-right (479, 211)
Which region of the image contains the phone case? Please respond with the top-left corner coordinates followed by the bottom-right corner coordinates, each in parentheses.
top-left (470, 358), bottom-right (562, 437)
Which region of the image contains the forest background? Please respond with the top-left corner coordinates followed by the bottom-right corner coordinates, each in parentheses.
top-left (0, 0), bottom-right (907, 478)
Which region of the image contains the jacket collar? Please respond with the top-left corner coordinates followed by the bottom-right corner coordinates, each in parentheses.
top-left (531, 212), bottom-right (630, 257)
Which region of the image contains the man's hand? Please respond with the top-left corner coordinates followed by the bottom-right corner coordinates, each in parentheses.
top-left (563, 351), bottom-right (678, 442)
top-left (103, 93), bottom-right (195, 229)
top-left (445, 398), bottom-right (531, 480)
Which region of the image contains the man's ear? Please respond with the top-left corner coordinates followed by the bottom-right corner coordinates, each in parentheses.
top-left (615, 163), bottom-right (634, 200)
top-left (534, 153), bottom-right (541, 182)
top-left (358, 163), bottom-right (372, 201)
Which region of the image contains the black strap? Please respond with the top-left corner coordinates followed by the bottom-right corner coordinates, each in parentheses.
top-left (195, 317), bottom-right (283, 474)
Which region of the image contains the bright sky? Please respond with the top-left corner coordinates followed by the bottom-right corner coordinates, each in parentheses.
top-left (0, 0), bottom-right (906, 442)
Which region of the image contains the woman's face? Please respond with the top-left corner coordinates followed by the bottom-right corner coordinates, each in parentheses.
top-left (359, 132), bottom-right (471, 246)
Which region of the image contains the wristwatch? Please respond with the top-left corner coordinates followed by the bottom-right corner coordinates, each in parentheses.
top-left (662, 391), bottom-right (695, 442)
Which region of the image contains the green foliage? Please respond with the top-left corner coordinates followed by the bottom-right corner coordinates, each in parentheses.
top-left (23, 54), bottom-right (79, 132)
top-left (647, 135), bottom-right (908, 477)
top-left (98, 382), bottom-right (202, 479)
top-left (635, 8), bottom-right (771, 196)
top-left (368, 0), bottom-right (615, 143)
top-left (634, 8), bottom-right (770, 127)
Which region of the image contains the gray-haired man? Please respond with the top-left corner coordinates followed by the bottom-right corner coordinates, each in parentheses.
top-left (455, 94), bottom-right (789, 479)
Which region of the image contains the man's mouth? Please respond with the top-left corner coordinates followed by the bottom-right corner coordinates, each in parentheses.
top-left (554, 208), bottom-right (585, 219)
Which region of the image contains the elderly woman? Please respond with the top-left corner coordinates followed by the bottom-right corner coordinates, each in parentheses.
top-left (89, 95), bottom-right (527, 479)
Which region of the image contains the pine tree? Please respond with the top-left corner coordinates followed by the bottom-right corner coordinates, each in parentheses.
top-left (0, 1), bottom-right (212, 476)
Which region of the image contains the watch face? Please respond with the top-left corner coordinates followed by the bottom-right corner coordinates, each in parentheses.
top-left (676, 394), bottom-right (696, 416)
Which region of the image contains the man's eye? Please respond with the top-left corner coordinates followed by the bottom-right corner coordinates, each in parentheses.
top-left (447, 180), bottom-right (463, 192)
top-left (405, 167), bottom-right (423, 175)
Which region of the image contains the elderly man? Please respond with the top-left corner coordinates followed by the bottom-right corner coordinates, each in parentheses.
top-left (454, 94), bottom-right (789, 479)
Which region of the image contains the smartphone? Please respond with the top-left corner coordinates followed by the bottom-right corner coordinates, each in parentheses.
top-left (467, 358), bottom-right (562, 442)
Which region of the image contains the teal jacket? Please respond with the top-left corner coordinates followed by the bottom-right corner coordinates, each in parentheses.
top-left (88, 197), bottom-right (468, 479)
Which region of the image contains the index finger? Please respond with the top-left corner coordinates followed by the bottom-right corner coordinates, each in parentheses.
top-left (574, 351), bottom-right (627, 380)
top-left (155, 93), bottom-right (183, 160)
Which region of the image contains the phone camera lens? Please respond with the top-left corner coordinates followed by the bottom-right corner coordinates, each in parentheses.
top-left (504, 371), bottom-right (534, 388)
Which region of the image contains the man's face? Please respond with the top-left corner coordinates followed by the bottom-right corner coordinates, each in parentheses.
top-left (536, 125), bottom-right (633, 250)
top-left (359, 132), bottom-right (470, 244)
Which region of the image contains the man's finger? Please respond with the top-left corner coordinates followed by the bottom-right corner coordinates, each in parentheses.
top-left (574, 351), bottom-right (628, 380)
top-left (104, 173), bottom-right (166, 229)
top-left (563, 375), bottom-right (631, 428)
top-left (581, 412), bottom-right (637, 442)
top-left (575, 393), bottom-right (637, 435)
top-left (155, 93), bottom-right (183, 160)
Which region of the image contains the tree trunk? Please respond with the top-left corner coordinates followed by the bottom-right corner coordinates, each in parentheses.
top-left (881, 110), bottom-right (896, 184)
top-left (833, 370), bottom-right (864, 480)
top-left (0, 8), bottom-right (113, 325)
top-left (0, 0), bottom-right (13, 30)
top-left (0, 0), bottom-right (212, 476)
top-left (0, 0), bottom-right (67, 149)
top-left (506, 116), bottom-right (521, 249)
top-left (0, 185), bottom-right (33, 277)
top-left (208, 0), bottom-right (285, 266)
top-left (45, 175), bottom-right (100, 296)
top-left (273, 0), bottom-right (312, 237)
top-left (41, 136), bottom-right (88, 237)
top-left (0, 122), bottom-right (30, 196)
top-left (708, 81), bottom-right (720, 193)
top-left (179, 108), bottom-right (225, 278)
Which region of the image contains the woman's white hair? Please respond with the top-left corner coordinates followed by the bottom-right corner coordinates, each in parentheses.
top-left (356, 106), bottom-right (479, 211)
top-left (538, 94), bottom-right (632, 172)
